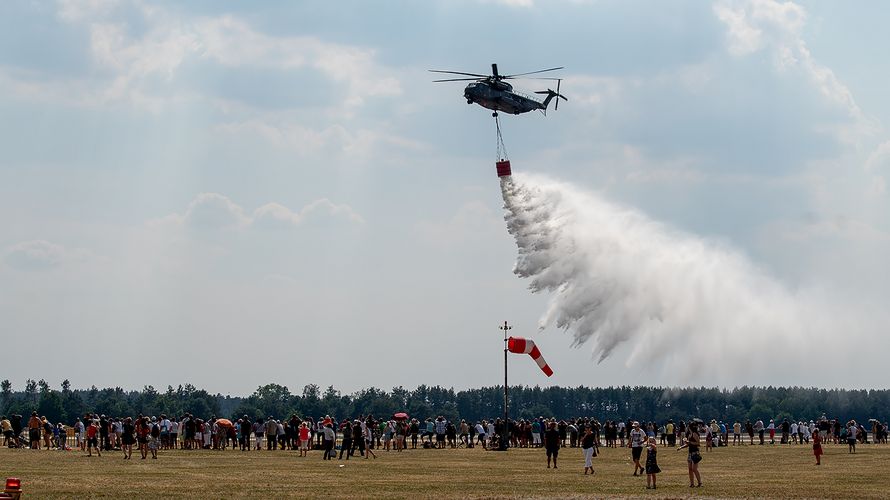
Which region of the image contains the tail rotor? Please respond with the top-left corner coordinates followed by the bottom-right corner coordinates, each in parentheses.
top-left (534, 79), bottom-right (568, 112)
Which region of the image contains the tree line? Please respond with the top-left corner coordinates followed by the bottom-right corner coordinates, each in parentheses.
top-left (2, 379), bottom-right (888, 425)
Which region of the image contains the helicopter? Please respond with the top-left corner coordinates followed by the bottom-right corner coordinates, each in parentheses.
top-left (430, 63), bottom-right (567, 117)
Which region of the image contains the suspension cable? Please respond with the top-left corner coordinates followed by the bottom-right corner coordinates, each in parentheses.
top-left (495, 114), bottom-right (509, 162)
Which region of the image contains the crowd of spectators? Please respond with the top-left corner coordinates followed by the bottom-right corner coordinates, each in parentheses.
top-left (2, 411), bottom-right (886, 461)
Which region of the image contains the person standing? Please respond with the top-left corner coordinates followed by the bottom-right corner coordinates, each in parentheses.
top-left (629, 421), bottom-right (646, 476)
top-left (544, 421), bottom-right (560, 469)
top-left (57, 423), bottom-right (67, 450)
top-left (148, 417), bottom-right (160, 459)
top-left (350, 420), bottom-right (365, 458)
top-left (645, 437), bottom-right (661, 489)
top-left (322, 422), bottom-right (335, 460)
top-left (581, 425), bottom-right (596, 475)
top-left (755, 419), bottom-right (764, 445)
top-left (28, 411), bottom-right (42, 449)
top-left (812, 429), bottom-right (823, 465)
top-left (847, 421), bottom-right (858, 453)
top-left (298, 422), bottom-right (310, 457)
top-left (265, 417), bottom-right (278, 450)
top-left (678, 421), bottom-right (702, 488)
top-left (122, 417), bottom-right (135, 459)
top-left (253, 417), bottom-right (265, 451)
top-left (767, 419), bottom-right (776, 444)
top-left (339, 421), bottom-right (353, 459)
top-left (239, 416), bottom-right (251, 451)
top-left (74, 418), bottom-right (85, 451)
top-left (733, 421), bottom-right (742, 445)
top-left (86, 419), bottom-right (101, 457)
top-left (1, 416), bottom-right (12, 448)
top-left (475, 421), bottom-right (487, 450)
top-left (410, 419), bottom-right (419, 449)
top-left (363, 421), bottom-right (377, 459)
top-left (665, 420), bottom-right (675, 447)
top-left (433, 417), bottom-right (446, 449)
top-left (531, 419), bottom-right (542, 448)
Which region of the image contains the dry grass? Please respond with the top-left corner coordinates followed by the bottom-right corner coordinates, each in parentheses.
top-left (2, 441), bottom-right (887, 499)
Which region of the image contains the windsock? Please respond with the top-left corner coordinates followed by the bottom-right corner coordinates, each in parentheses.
top-left (507, 337), bottom-right (553, 377)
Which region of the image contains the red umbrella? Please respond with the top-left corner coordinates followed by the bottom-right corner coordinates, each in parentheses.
top-left (393, 412), bottom-right (409, 420)
top-left (215, 418), bottom-right (233, 428)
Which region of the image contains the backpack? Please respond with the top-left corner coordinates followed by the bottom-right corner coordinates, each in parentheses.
top-left (151, 424), bottom-right (160, 438)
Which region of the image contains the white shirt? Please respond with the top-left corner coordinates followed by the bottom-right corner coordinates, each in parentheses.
top-left (475, 423), bottom-right (485, 435)
top-left (630, 428), bottom-right (645, 447)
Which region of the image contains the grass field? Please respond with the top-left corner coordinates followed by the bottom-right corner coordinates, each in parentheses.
top-left (1, 441), bottom-right (887, 498)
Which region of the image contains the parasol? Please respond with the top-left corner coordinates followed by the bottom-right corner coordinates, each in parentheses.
top-left (393, 412), bottom-right (409, 420)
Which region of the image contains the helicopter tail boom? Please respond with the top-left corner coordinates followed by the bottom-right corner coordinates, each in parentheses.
top-left (534, 79), bottom-right (568, 112)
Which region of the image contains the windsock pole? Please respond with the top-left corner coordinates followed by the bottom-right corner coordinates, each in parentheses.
top-left (499, 320), bottom-right (512, 451)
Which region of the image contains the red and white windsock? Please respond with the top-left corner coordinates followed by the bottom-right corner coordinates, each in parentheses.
top-left (507, 337), bottom-right (553, 377)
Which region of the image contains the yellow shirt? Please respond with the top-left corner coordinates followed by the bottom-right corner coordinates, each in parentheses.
top-left (0, 419), bottom-right (11, 432)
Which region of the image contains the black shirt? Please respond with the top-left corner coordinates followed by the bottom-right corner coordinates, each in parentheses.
top-left (544, 428), bottom-right (560, 450)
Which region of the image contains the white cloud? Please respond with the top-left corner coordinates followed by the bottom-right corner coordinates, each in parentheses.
top-left (13, 5), bottom-right (401, 113)
top-left (156, 193), bottom-right (364, 232)
top-left (254, 199), bottom-right (365, 227)
top-left (194, 16), bottom-right (401, 110)
top-left (714, 0), bottom-right (871, 133)
top-left (3, 240), bottom-right (90, 270)
top-left (56, 0), bottom-right (119, 22)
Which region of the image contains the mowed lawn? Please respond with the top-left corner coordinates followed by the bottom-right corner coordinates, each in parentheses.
top-left (1, 441), bottom-right (886, 499)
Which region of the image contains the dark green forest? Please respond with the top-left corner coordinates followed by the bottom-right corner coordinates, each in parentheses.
top-left (2, 379), bottom-right (888, 425)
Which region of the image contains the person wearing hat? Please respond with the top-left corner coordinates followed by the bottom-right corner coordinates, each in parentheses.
top-left (629, 421), bottom-right (646, 476)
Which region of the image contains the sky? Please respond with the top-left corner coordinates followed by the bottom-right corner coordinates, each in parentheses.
top-left (2, 0), bottom-right (889, 396)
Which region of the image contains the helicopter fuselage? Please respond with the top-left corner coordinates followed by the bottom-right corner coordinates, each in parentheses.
top-left (464, 81), bottom-right (545, 115)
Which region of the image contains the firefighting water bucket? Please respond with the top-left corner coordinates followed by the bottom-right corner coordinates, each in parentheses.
top-left (496, 160), bottom-right (511, 177)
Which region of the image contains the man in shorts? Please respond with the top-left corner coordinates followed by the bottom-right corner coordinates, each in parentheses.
top-left (28, 411), bottom-right (42, 449)
top-left (629, 421), bottom-right (646, 476)
top-left (1, 416), bottom-right (13, 447)
top-left (435, 416), bottom-right (447, 449)
top-left (544, 421), bottom-right (561, 468)
top-left (86, 419), bottom-right (101, 457)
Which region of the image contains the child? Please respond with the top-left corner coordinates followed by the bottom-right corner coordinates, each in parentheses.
top-left (86, 420), bottom-right (101, 457)
top-left (57, 423), bottom-right (67, 451)
top-left (298, 422), bottom-right (310, 457)
top-left (812, 429), bottom-right (823, 465)
top-left (645, 437), bottom-right (661, 489)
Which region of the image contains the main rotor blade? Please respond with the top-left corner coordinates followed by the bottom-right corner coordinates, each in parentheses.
top-left (511, 77), bottom-right (562, 81)
top-left (429, 70), bottom-right (488, 78)
top-left (503, 66), bottom-right (564, 78)
top-left (432, 77), bottom-right (481, 82)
